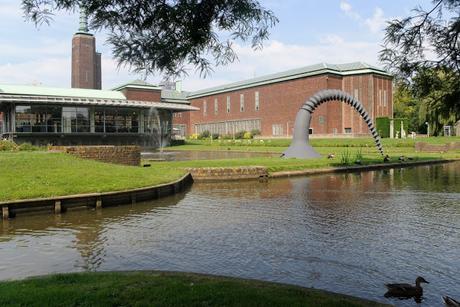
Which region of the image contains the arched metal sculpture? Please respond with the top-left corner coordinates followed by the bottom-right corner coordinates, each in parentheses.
top-left (283, 89), bottom-right (385, 159)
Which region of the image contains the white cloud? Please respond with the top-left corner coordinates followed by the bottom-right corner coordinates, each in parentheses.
top-left (365, 8), bottom-right (386, 34)
top-left (339, 1), bottom-right (387, 34)
top-left (340, 1), bottom-right (360, 21)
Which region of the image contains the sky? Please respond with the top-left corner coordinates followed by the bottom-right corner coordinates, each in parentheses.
top-left (0, 0), bottom-right (434, 91)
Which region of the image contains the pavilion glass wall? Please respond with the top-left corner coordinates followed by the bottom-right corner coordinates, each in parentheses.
top-left (14, 104), bottom-right (144, 135)
top-left (95, 107), bottom-right (139, 133)
top-left (15, 105), bottom-right (62, 133)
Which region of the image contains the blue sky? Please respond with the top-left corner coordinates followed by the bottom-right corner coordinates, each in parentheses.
top-left (0, 0), bottom-right (433, 91)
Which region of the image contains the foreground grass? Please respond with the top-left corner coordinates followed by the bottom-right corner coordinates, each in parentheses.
top-left (0, 152), bottom-right (185, 202)
top-left (0, 271), bottom-right (389, 307)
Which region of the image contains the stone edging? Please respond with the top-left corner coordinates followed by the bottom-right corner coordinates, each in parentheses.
top-left (270, 159), bottom-right (459, 178)
top-left (185, 166), bottom-right (269, 181)
top-left (1, 173), bottom-right (193, 220)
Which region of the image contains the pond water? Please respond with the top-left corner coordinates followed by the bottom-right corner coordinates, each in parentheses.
top-left (141, 150), bottom-right (279, 161)
top-left (1, 162), bottom-right (459, 306)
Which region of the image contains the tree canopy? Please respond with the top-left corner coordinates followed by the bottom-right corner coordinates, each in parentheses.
top-left (22, 0), bottom-right (278, 77)
top-left (380, 0), bottom-right (459, 134)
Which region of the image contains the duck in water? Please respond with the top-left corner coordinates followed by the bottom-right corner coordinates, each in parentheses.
top-left (384, 276), bottom-right (429, 302)
top-left (443, 296), bottom-right (460, 307)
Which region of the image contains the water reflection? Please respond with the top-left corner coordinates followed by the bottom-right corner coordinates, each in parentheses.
top-left (0, 162), bottom-right (459, 307)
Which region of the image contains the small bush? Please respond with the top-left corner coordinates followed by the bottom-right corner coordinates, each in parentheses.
top-left (189, 133), bottom-right (199, 140)
top-left (0, 140), bottom-right (19, 151)
top-left (340, 149), bottom-right (351, 165)
top-left (18, 142), bottom-right (39, 151)
top-left (354, 148), bottom-right (363, 162)
top-left (221, 134), bottom-right (233, 140)
top-left (234, 130), bottom-right (246, 139)
top-left (199, 130), bottom-right (210, 139)
top-left (211, 133), bottom-right (220, 140)
top-left (250, 129), bottom-right (261, 136)
top-left (243, 132), bottom-right (253, 139)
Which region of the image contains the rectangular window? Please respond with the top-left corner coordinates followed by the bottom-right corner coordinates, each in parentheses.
top-left (62, 106), bottom-right (90, 133)
top-left (354, 88), bottom-right (359, 100)
top-left (15, 105), bottom-right (62, 133)
top-left (226, 96), bottom-right (231, 113)
top-left (319, 115), bottom-right (325, 125)
top-left (203, 100), bottom-right (207, 115)
top-left (255, 91), bottom-right (260, 111)
top-left (272, 124), bottom-right (284, 136)
top-left (383, 90), bottom-right (387, 107)
top-left (379, 89), bottom-right (382, 106)
top-left (214, 98), bottom-right (218, 115)
top-left (240, 94), bottom-right (244, 112)
top-left (345, 127), bottom-right (352, 133)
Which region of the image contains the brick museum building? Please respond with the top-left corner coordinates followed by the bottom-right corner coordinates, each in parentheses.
top-left (173, 63), bottom-right (393, 138)
top-left (0, 10), bottom-right (393, 144)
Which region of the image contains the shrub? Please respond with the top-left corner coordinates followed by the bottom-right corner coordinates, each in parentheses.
top-left (189, 133), bottom-right (199, 140)
top-left (211, 133), bottom-right (220, 140)
top-left (340, 149), bottom-right (351, 165)
top-left (0, 140), bottom-right (19, 151)
top-left (243, 132), bottom-right (253, 139)
top-left (220, 134), bottom-right (233, 140)
top-left (234, 130), bottom-right (246, 139)
top-left (18, 142), bottom-right (39, 151)
top-left (199, 130), bottom-right (210, 139)
top-left (250, 129), bottom-right (261, 136)
top-left (376, 117), bottom-right (390, 138)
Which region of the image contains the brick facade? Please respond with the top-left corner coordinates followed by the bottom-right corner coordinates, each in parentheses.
top-left (71, 34), bottom-right (101, 90)
top-left (181, 73), bottom-right (393, 137)
top-left (120, 88), bottom-right (162, 102)
top-left (50, 145), bottom-right (141, 166)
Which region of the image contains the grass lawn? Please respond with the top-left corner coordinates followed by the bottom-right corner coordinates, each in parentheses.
top-left (170, 137), bottom-right (460, 152)
top-left (0, 152), bottom-right (185, 202)
top-left (0, 271), bottom-right (389, 307)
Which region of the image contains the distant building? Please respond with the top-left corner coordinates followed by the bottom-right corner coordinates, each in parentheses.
top-left (71, 8), bottom-right (102, 90)
top-left (0, 9), bottom-right (197, 146)
top-left (172, 62), bottom-right (393, 138)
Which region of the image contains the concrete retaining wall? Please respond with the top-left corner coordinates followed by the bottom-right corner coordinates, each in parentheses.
top-left (50, 145), bottom-right (141, 166)
top-left (186, 166), bottom-right (268, 181)
top-left (1, 173), bottom-right (193, 220)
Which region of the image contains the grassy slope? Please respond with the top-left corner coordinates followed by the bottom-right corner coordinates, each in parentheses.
top-left (0, 152), bottom-right (185, 202)
top-left (0, 271), bottom-right (389, 307)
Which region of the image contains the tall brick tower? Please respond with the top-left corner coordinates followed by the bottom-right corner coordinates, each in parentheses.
top-left (71, 7), bottom-right (102, 89)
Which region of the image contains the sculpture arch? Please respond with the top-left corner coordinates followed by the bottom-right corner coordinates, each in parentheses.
top-left (283, 89), bottom-right (385, 159)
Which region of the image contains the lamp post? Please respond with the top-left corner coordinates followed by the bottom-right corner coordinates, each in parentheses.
top-left (425, 122), bottom-right (430, 137)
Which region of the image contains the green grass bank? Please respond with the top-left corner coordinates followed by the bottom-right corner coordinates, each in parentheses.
top-left (0, 152), bottom-right (185, 202)
top-left (0, 271), bottom-right (389, 307)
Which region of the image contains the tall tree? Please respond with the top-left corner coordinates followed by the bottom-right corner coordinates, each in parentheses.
top-left (380, 0), bottom-right (460, 133)
top-left (22, 0), bottom-right (278, 77)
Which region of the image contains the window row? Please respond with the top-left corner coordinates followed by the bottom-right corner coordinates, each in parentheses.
top-left (14, 105), bottom-right (169, 134)
top-left (203, 91), bottom-right (260, 116)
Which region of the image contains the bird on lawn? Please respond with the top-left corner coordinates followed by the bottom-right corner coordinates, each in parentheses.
top-left (443, 296), bottom-right (460, 307)
top-left (383, 155), bottom-right (391, 163)
top-left (327, 153), bottom-right (335, 159)
top-left (384, 276), bottom-right (429, 299)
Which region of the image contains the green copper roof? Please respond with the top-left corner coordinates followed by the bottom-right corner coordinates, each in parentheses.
top-left (112, 79), bottom-right (162, 91)
top-left (188, 62), bottom-right (392, 99)
top-left (0, 84), bottom-right (126, 100)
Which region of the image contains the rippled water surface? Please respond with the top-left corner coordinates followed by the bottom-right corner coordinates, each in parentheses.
top-left (1, 162), bottom-right (459, 306)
